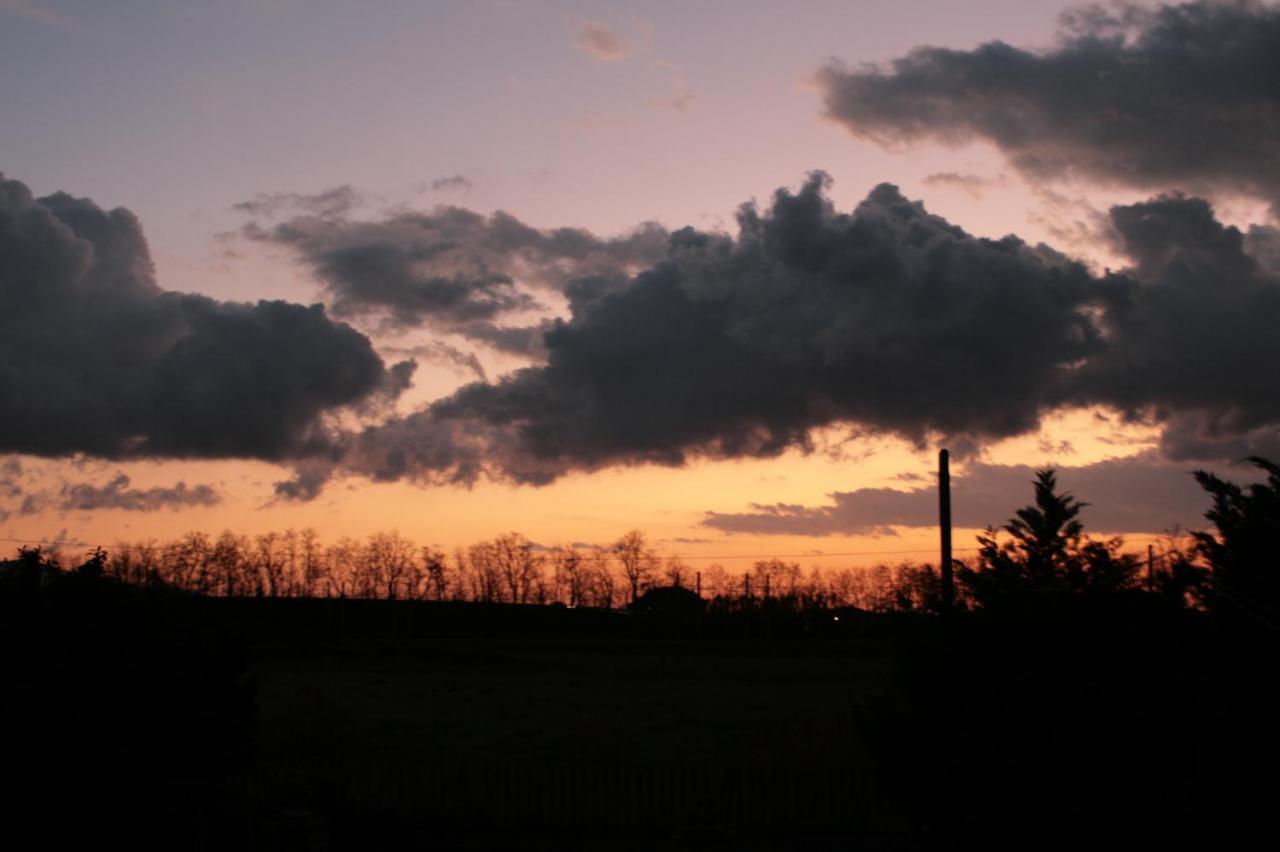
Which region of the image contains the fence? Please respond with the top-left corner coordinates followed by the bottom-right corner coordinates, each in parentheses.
top-left (257, 760), bottom-right (887, 835)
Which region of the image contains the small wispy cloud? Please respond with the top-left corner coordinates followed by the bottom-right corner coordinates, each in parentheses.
top-left (232, 185), bottom-right (364, 219)
top-left (425, 174), bottom-right (473, 193)
top-left (574, 21), bottom-right (629, 62)
top-left (645, 61), bottom-right (694, 113)
top-left (19, 473), bottom-right (222, 514)
top-left (921, 172), bottom-right (1003, 199)
top-left (0, 0), bottom-right (67, 27)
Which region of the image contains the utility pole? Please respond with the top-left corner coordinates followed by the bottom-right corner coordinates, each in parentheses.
top-left (939, 448), bottom-right (954, 611)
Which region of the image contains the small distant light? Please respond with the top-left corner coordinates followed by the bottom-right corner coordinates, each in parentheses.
top-left (833, 616), bottom-right (840, 622)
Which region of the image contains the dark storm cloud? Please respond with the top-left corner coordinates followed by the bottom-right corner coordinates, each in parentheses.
top-left (818, 1), bottom-right (1280, 207)
top-left (20, 473), bottom-right (222, 513)
top-left (702, 453), bottom-right (1220, 537)
top-left (1066, 193), bottom-right (1280, 457)
top-left (314, 174), bottom-right (1280, 494)
top-left (246, 203), bottom-right (668, 353)
top-left (333, 174), bottom-right (1115, 487)
top-left (0, 174), bottom-right (401, 460)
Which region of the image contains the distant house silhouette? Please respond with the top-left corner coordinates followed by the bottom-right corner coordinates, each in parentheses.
top-left (629, 584), bottom-right (705, 618)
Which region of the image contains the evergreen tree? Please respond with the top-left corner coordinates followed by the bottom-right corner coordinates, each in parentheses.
top-left (1191, 456), bottom-right (1280, 616)
top-left (960, 468), bottom-right (1138, 605)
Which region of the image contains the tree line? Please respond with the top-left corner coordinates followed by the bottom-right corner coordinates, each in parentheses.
top-left (8, 456), bottom-right (1278, 619)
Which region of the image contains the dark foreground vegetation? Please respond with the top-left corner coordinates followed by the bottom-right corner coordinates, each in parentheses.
top-left (4, 459), bottom-right (1279, 849)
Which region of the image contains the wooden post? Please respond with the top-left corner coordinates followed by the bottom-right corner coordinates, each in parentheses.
top-left (939, 449), bottom-right (954, 611)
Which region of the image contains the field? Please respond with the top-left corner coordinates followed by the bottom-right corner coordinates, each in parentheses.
top-left (247, 635), bottom-right (898, 848)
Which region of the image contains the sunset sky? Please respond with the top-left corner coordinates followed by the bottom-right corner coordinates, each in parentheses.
top-left (3, 0), bottom-right (1278, 567)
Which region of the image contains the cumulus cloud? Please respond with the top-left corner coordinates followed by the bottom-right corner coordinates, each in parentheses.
top-left (318, 174), bottom-right (1107, 489)
top-left (246, 202), bottom-right (668, 352)
top-left (300, 173), bottom-right (1280, 494)
top-left (575, 21), bottom-right (629, 61)
top-left (0, 174), bottom-right (403, 460)
top-left (702, 453), bottom-right (1225, 537)
top-left (818, 1), bottom-right (1280, 209)
top-left (20, 473), bottom-right (223, 513)
top-left (1066, 193), bottom-right (1280, 457)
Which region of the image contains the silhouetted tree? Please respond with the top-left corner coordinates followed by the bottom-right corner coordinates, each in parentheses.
top-left (613, 530), bottom-right (655, 604)
top-left (548, 545), bottom-right (586, 606)
top-left (581, 545), bottom-right (616, 608)
top-left (960, 468), bottom-right (1138, 605)
top-left (752, 558), bottom-right (800, 598)
top-left (663, 556), bottom-right (689, 588)
top-left (363, 531), bottom-right (417, 600)
top-left (77, 546), bottom-right (108, 581)
top-left (1191, 456), bottom-right (1280, 617)
top-left (421, 545), bottom-right (450, 601)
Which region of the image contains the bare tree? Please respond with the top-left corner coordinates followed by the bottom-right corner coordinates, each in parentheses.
top-left (279, 529), bottom-right (301, 597)
top-left (450, 547), bottom-right (474, 602)
top-left (466, 541), bottom-right (502, 602)
top-left (206, 531), bottom-right (248, 597)
top-left (613, 530), bottom-right (655, 604)
top-left (548, 546), bottom-right (586, 606)
top-left (489, 532), bottom-right (542, 604)
top-left (326, 537), bottom-right (361, 597)
top-left (298, 527), bottom-right (328, 597)
top-left (583, 545), bottom-right (616, 608)
top-left (751, 558), bottom-right (801, 599)
top-left (663, 556), bottom-right (689, 589)
top-left (421, 546), bottom-right (449, 601)
top-left (364, 531), bottom-right (417, 600)
top-left (254, 532), bottom-right (286, 597)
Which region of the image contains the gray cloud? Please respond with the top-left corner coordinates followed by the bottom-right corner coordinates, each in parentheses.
top-left (575, 21), bottom-right (629, 61)
top-left (425, 175), bottom-right (473, 193)
top-left (247, 202), bottom-right (668, 353)
top-left (331, 174), bottom-right (1111, 488)
top-left (0, 458), bottom-right (21, 498)
top-left (232, 185), bottom-right (364, 219)
top-left (1067, 193), bottom-right (1280, 457)
top-left (383, 340), bottom-right (488, 382)
top-left (702, 452), bottom-right (1230, 537)
top-left (0, 174), bottom-right (402, 460)
top-left (819, 1), bottom-right (1280, 208)
top-left (23, 473), bottom-right (223, 513)
top-left (314, 174), bottom-right (1280, 493)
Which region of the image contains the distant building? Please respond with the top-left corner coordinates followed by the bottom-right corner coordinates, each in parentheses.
top-left (629, 584), bottom-right (706, 619)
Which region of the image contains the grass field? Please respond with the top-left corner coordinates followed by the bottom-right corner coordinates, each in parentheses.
top-left (247, 638), bottom-right (897, 844)
top-left (254, 638), bottom-right (891, 768)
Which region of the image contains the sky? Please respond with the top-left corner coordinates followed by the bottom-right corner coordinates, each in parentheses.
top-left (3, 0), bottom-right (1278, 567)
